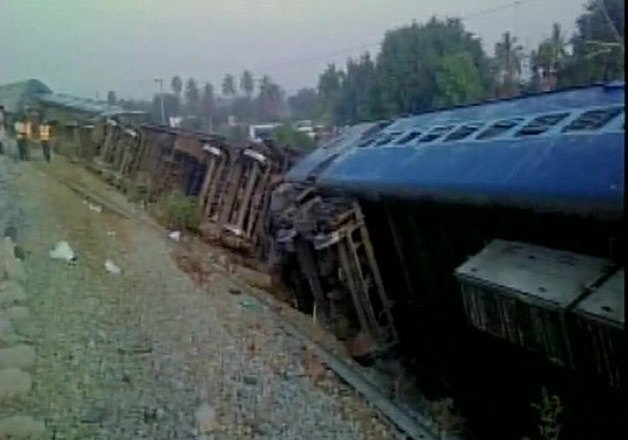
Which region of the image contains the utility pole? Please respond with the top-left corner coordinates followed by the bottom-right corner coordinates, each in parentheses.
top-left (154, 78), bottom-right (166, 125)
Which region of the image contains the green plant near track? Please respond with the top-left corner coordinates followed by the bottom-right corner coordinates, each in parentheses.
top-left (153, 191), bottom-right (201, 232)
top-left (531, 387), bottom-right (563, 440)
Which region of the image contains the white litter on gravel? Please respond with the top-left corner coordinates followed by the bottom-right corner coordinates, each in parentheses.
top-left (104, 259), bottom-right (121, 275)
top-left (168, 231), bottom-right (181, 241)
top-left (88, 203), bottom-right (102, 213)
top-left (49, 241), bottom-right (76, 262)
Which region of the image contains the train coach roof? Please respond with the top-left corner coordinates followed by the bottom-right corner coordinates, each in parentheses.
top-left (298, 83), bottom-right (625, 218)
top-left (140, 124), bottom-right (230, 147)
top-left (38, 92), bottom-right (125, 114)
top-left (286, 121), bottom-right (387, 182)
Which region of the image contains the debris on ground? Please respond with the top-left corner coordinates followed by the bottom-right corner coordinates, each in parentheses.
top-left (238, 298), bottom-right (263, 310)
top-left (195, 402), bottom-right (217, 434)
top-left (168, 230), bottom-right (181, 241)
top-left (1, 158), bottom-right (400, 440)
top-left (104, 259), bottom-right (121, 275)
top-left (49, 241), bottom-right (77, 262)
top-left (228, 288), bottom-right (241, 295)
top-left (88, 203), bottom-right (102, 213)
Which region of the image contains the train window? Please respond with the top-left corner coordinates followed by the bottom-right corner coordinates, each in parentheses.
top-left (515, 112), bottom-right (569, 136)
top-left (373, 134), bottom-right (391, 146)
top-left (476, 118), bottom-right (524, 139)
top-left (307, 153), bottom-right (340, 180)
top-left (356, 136), bottom-right (378, 148)
top-left (562, 107), bottom-right (623, 132)
top-left (394, 131), bottom-right (422, 145)
top-left (374, 131), bottom-right (402, 146)
top-left (418, 125), bottom-right (454, 143)
top-left (321, 135), bottom-right (344, 149)
top-left (443, 123), bottom-right (483, 141)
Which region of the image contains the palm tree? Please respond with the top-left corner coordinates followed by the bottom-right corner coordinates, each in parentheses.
top-left (531, 23), bottom-right (567, 91)
top-left (548, 23), bottom-right (567, 68)
top-left (200, 82), bottom-right (215, 131)
top-left (222, 74), bottom-right (236, 98)
top-left (185, 78), bottom-right (199, 114)
top-left (494, 31), bottom-right (524, 97)
top-left (257, 75), bottom-right (283, 121)
top-left (240, 70), bottom-right (254, 98)
top-left (171, 75), bottom-right (183, 97)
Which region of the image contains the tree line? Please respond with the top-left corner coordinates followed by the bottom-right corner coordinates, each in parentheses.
top-left (109, 0), bottom-right (623, 135)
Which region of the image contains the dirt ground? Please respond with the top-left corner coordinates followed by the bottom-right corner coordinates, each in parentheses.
top-left (1, 150), bottom-right (403, 439)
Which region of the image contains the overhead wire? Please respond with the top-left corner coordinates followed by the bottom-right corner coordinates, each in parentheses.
top-left (257, 0), bottom-right (541, 72)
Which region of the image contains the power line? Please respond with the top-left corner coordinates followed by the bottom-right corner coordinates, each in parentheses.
top-left (112, 0), bottom-right (543, 96)
top-left (257, 0), bottom-right (540, 72)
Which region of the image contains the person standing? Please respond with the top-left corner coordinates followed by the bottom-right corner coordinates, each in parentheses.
top-left (39, 120), bottom-right (53, 162)
top-left (0, 105), bottom-right (6, 155)
top-left (14, 115), bottom-right (28, 161)
top-left (24, 117), bottom-right (32, 160)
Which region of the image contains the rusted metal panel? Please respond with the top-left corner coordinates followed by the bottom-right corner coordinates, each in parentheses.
top-left (130, 126), bottom-right (215, 198)
top-left (78, 124), bottom-right (95, 161)
top-left (207, 141), bottom-right (299, 255)
top-left (454, 240), bottom-right (611, 367)
top-left (198, 142), bottom-right (230, 219)
top-left (269, 182), bottom-right (398, 352)
top-left (174, 133), bottom-right (205, 161)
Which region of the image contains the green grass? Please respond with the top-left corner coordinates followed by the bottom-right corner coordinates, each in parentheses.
top-left (152, 191), bottom-right (202, 232)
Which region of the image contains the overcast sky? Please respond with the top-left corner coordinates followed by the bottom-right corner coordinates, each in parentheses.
top-left (0, 0), bottom-right (588, 100)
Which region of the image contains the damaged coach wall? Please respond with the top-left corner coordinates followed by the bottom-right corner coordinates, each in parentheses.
top-left (283, 83), bottom-right (624, 390)
top-left (276, 83), bottom-right (624, 439)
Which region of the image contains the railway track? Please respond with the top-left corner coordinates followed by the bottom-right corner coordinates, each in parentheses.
top-left (38, 161), bottom-right (452, 440)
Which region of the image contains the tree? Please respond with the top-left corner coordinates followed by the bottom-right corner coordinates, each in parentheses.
top-left (200, 82), bottom-right (215, 131)
top-left (433, 52), bottom-right (483, 108)
top-left (107, 90), bottom-right (117, 105)
top-left (316, 64), bottom-right (344, 123)
top-left (151, 93), bottom-right (179, 123)
top-left (271, 122), bottom-right (316, 152)
top-left (558, 0), bottom-right (624, 86)
top-left (334, 53), bottom-right (384, 125)
top-left (493, 31), bottom-right (524, 97)
top-left (377, 18), bottom-right (491, 116)
top-left (222, 74), bottom-right (237, 98)
top-left (240, 70), bottom-right (255, 98)
top-left (185, 78), bottom-right (200, 114)
top-left (287, 88), bottom-right (318, 121)
top-left (171, 75), bottom-right (183, 97)
top-left (530, 24), bottom-right (568, 92)
top-left (230, 97), bottom-right (256, 123)
top-left (256, 75), bottom-right (284, 122)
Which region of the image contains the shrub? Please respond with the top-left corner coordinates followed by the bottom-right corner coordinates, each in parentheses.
top-left (531, 387), bottom-right (563, 440)
top-left (154, 191), bottom-right (201, 232)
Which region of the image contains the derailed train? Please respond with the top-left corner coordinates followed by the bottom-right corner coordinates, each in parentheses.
top-left (59, 83), bottom-right (624, 392)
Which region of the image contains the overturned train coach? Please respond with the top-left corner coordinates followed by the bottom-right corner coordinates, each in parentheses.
top-left (78, 115), bottom-right (301, 259)
top-left (269, 82), bottom-right (625, 389)
top-left (69, 83), bottom-right (624, 392)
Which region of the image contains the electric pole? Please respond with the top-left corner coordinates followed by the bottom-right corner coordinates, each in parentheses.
top-left (154, 78), bottom-right (166, 125)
